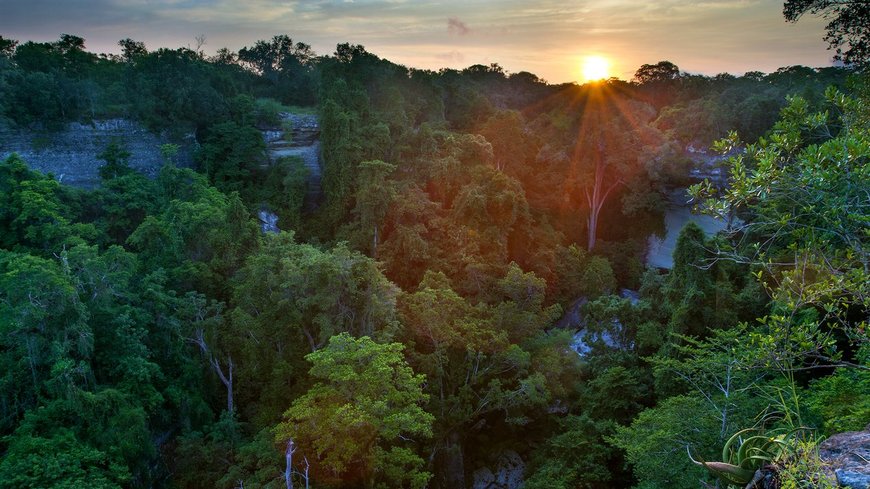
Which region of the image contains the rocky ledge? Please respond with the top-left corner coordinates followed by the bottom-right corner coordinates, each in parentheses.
top-left (820, 427), bottom-right (870, 489)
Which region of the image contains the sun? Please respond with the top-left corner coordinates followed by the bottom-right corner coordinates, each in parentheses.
top-left (581, 56), bottom-right (610, 83)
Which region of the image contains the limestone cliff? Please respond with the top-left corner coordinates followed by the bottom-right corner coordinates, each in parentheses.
top-left (0, 119), bottom-right (195, 188)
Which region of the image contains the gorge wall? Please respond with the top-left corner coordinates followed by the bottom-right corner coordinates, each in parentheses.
top-left (263, 113), bottom-right (322, 211)
top-left (0, 119), bottom-right (196, 188)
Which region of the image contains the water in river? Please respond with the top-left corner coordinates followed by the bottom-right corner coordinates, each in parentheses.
top-left (645, 187), bottom-right (729, 269)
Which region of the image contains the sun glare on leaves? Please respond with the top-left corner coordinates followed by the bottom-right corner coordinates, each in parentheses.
top-left (581, 56), bottom-right (610, 83)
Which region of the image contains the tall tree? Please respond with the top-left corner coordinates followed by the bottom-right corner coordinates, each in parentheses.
top-left (229, 232), bottom-right (401, 423)
top-left (238, 35), bottom-right (313, 81)
top-left (274, 333), bottom-right (433, 489)
top-left (352, 160), bottom-right (397, 258)
top-left (398, 269), bottom-right (557, 488)
top-left (118, 38), bottom-right (147, 62)
top-left (570, 87), bottom-right (661, 250)
top-left (633, 61), bottom-right (681, 84)
top-left (0, 36), bottom-right (17, 57)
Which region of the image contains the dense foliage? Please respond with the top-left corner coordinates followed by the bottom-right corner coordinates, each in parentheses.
top-left (0, 28), bottom-right (867, 489)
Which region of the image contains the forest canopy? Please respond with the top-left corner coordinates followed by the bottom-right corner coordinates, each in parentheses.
top-left (0, 16), bottom-right (867, 489)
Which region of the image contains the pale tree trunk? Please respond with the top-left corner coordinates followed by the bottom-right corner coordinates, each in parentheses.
top-left (584, 143), bottom-right (620, 251)
top-left (716, 362), bottom-right (734, 440)
top-left (284, 439), bottom-right (311, 489)
top-left (302, 456), bottom-right (310, 489)
top-left (213, 355), bottom-right (234, 414)
top-left (285, 440), bottom-right (295, 489)
top-left (190, 329), bottom-right (235, 413)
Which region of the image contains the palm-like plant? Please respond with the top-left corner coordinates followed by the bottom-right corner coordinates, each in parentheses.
top-left (688, 427), bottom-right (809, 487)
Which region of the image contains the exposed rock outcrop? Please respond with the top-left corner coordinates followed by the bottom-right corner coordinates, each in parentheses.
top-left (472, 450), bottom-right (524, 489)
top-left (0, 119), bottom-right (195, 188)
top-left (263, 113), bottom-right (322, 211)
top-left (820, 427), bottom-right (870, 489)
top-left (258, 209), bottom-right (280, 234)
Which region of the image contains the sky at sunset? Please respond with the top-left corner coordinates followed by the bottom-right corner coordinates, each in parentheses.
top-left (0, 0), bottom-right (834, 83)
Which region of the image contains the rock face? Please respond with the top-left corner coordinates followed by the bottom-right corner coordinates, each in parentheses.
top-left (258, 209), bottom-right (280, 234)
top-left (554, 296), bottom-right (588, 330)
top-left (0, 119), bottom-right (195, 188)
top-left (819, 427), bottom-right (870, 489)
top-left (263, 113), bottom-right (322, 211)
top-left (472, 450), bottom-right (524, 489)
top-left (555, 289), bottom-right (639, 356)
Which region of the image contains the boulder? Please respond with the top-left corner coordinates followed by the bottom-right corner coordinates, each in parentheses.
top-left (472, 450), bottom-right (524, 489)
top-left (258, 209), bottom-right (280, 234)
top-left (819, 426), bottom-right (870, 489)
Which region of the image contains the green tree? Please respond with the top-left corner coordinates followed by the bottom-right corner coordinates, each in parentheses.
top-left (127, 165), bottom-right (258, 297)
top-left (0, 428), bottom-right (129, 489)
top-left (805, 368), bottom-right (870, 434)
top-left (379, 184), bottom-right (443, 289)
top-left (398, 270), bottom-right (555, 487)
top-left (118, 38), bottom-right (146, 62)
top-left (525, 415), bottom-right (613, 489)
top-left (274, 333), bottom-right (433, 489)
top-left (97, 140), bottom-right (133, 180)
top-left (690, 89), bottom-right (869, 370)
top-left (654, 97), bottom-right (726, 147)
top-left (257, 155), bottom-right (308, 232)
top-left (229, 232), bottom-right (401, 423)
top-left (95, 172), bottom-right (159, 244)
top-left (0, 35), bottom-right (17, 57)
top-left (0, 154), bottom-right (96, 252)
top-left (611, 395), bottom-right (719, 488)
top-left (196, 117), bottom-right (266, 194)
top-left (238, 35), bottom-right (314, 96)
top-left (0, 250), bottom-right (89, 430)
top-left (351, 160), bottom-right (397, 257)
top-left (633, 61), bottom-right (683, 108)
top-left (478, 110), bottom-right (534, 175)
top-left (663, 222), bottom-right (718, 338)
top-left (569, 89), bottom-right (662, 250)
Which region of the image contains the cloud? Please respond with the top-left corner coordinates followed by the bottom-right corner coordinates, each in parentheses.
top-left (447, 17), bottom-right (470, 35)
top-left (0, 0), bottom-right (834, 83)
top-left (435, 50), bottom-right (465, 63)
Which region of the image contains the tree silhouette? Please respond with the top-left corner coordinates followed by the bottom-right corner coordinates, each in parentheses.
top-left (784, 0), bottom-right (870, 65)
